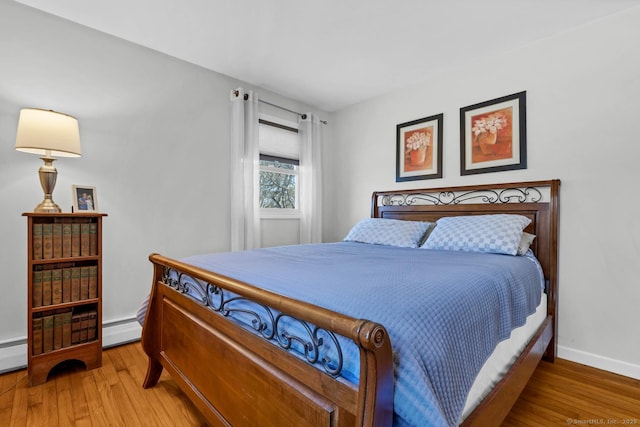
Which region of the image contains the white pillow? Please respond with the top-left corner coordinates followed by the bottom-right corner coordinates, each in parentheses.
top-left (517, 232), bottom-right (536, 256)
top-left (344, 218), bottom-right (432, 248)
top-left (421, 214), bottom-right (531, 255)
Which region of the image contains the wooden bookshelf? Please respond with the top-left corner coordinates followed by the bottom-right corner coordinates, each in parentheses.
top-left (23, 212), bottom-right (106, 386)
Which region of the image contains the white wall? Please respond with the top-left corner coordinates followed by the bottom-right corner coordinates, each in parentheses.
top-left (327, 8), bottom-right (640, 378)
top-left (0, 1), bottom-right (325, 365)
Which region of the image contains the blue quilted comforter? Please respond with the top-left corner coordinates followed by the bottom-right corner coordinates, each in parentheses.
top-left (140, 242), bottom-right (544, 426)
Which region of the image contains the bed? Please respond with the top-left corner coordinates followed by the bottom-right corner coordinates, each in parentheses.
top-left (140, 179), bottom-right (560, 426)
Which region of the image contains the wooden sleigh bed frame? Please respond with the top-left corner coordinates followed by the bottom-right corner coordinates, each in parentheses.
top-left (141, 179), bottom-right (560, 426)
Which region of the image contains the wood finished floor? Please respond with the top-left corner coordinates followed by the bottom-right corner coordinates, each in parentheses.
top-left (1, 342), bottom-right (638, 426)
top-left (503, 358), bottom-right (640, 426)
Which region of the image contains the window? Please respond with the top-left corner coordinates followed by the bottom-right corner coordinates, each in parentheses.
top-left (259, 156), bottom-right (297, 209)
top-left (258, 117), bottom-right (299, 215)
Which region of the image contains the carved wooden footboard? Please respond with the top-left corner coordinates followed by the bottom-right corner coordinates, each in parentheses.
top-left (141, 179), bottom-right (559, 427)
top-left (141, 254), bottom-right (394, 426)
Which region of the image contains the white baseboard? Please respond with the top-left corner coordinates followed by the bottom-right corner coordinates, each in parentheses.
top-left (558, 345), bottom-right (640, 380)
top-left (0, 317), bottom-right (142, 374)
top-left (0, 342), bottom-right (27, 375)
top-left (102, 318), bottom-right (142, 348)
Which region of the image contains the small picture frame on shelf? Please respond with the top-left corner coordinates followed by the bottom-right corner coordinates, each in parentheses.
top-left (72, 185), bottom-right (98, 212)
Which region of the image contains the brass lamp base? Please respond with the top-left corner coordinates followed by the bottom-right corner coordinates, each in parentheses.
top-left (35, 156), bottom-right (61, 213)
top-left (35, 199), bottom-right (62, 213)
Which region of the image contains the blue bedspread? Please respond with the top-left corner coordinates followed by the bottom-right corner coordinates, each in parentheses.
top-left (143, 242), bottom-right (543, 426)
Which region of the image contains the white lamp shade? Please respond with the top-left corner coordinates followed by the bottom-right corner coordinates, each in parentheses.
top-left (15, 108), bottom-right (81, 157)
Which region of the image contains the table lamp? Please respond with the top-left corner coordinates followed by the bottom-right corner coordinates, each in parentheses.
top-left (15, 108), bottom-right (82, 213)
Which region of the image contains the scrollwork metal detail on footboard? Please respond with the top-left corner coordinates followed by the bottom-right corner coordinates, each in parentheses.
top-left (380, 186), bottom-right (543, 207)
top-left (161, 268), bottom-right (344, 377)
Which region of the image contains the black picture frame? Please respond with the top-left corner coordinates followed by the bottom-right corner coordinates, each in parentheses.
top-left (396, 113), bottom-right (444, 182)
top-left (460, 91), bottom-right (527, 175)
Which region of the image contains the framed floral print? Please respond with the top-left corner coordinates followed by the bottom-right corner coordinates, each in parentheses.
top-left (396, 113), bottom-right (443, 182)
top-left (460, 91), bottom-right (527, 175)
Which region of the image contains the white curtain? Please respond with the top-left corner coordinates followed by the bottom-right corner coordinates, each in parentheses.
top-left (229, 88), bottom-right (261, 251)
top-left (298, 114), bottom-right (323, 244)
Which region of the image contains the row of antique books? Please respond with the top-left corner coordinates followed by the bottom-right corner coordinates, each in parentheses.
top-left (32, 220), bottom-right (98, 260)
top-left (32, 309), bottom-right (98, 355)
top-left (32, 266), bottom-right (98, 307)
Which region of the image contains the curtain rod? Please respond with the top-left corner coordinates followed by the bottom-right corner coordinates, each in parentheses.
top-left (233, 89), bottom-right (327, 124)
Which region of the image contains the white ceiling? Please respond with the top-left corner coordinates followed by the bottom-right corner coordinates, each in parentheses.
top-left (14, 0), bottom-right (639, 112)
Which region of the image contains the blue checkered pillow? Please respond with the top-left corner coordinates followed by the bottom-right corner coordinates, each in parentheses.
top-left (421, 214), bottom-right (531, 255)
top-left (344, 218), bottom-right (432, 248)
